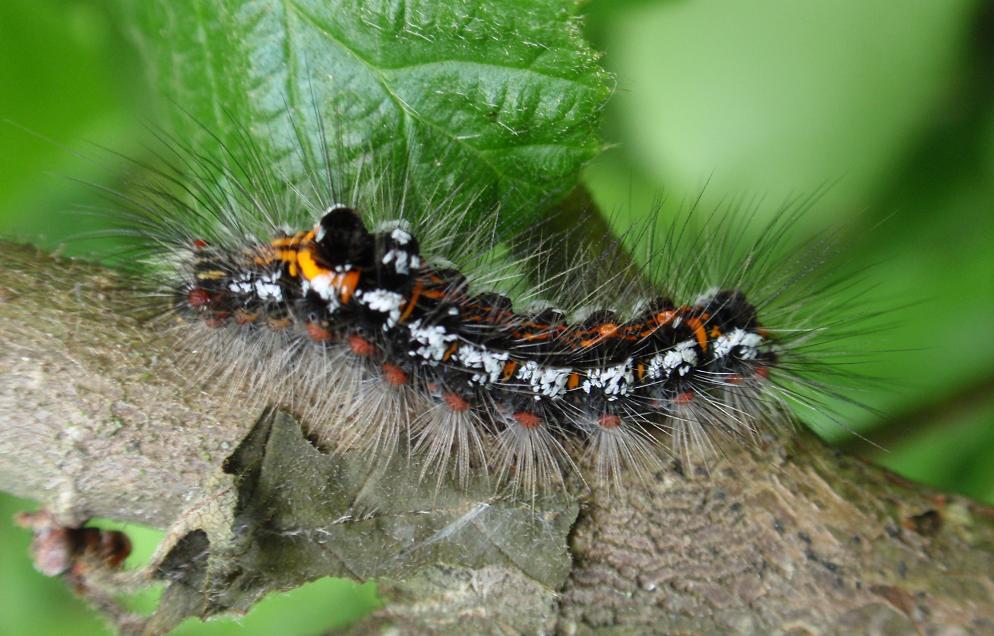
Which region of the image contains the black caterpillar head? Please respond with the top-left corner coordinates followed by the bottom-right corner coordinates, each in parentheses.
top-left (313, 205), bottom-right (374, 268)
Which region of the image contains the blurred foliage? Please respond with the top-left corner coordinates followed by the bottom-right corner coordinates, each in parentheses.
top-left (1, 0), bottom-right (993, 634)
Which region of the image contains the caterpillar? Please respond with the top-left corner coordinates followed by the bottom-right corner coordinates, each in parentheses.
top-left (106, 118), bottom-right (861, 498)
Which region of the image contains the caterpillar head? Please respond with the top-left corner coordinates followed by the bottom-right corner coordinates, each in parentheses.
top-left (313, 205), bottom-right (374, 269)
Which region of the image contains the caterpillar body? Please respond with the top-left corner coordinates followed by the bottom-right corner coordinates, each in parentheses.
top-left (110, 120), bottom-right (855, 497)
top-left (170, 203), bottom-right (796, 494)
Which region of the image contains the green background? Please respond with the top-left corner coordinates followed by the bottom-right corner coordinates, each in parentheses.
top-left (1, 0), bottom-right (992, 633)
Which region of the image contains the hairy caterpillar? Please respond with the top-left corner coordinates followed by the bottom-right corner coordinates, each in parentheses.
top-left (102, 115), bottom-right (864, 499)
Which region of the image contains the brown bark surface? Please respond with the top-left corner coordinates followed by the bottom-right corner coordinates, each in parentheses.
top-left (2, 242), bottom-right (993, 635)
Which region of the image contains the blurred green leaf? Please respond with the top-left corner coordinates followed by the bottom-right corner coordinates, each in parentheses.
top-left (0, 0), bottom-right (142, 248)
top-left (124, 0), bottom-right (611, 228)
top-left (604, 0), bottom-right (980, 220)
top-left (880, 402), bottom-right (994, 502)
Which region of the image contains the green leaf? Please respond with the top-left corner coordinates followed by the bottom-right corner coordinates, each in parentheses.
top-left (0, 0), bottom-right (144, 251)
top-left (124, 0), bottom-right (611, 228)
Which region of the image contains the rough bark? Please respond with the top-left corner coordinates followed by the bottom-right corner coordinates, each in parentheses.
top-left (2, 241), bottom-right (993, 635)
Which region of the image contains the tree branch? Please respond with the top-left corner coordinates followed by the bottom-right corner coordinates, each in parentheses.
top-left (0, 243), bottom-right (262, 528)
top-left (3, 241), bottom-right (994, 635)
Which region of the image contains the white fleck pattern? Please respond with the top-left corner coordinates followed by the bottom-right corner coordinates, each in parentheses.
top-left (357, 288), bottom-right (406, 330)
top-left (582, 359), bottom-right (634, 398)
top-left (454, 343), bottom-right (509, 385)
top-left (227, 275), bottom-right (253, 295)
top-left (517, 361), bottom-right (571, 400)
top-left (228, 272), bottom-right (282, 302)
top-left (646, 340), bottom-right (699, 379)
top-left (253, 277), bottom-right (283, 302)
top-left (408, 320), bottom-right (457, 363)
top-left (390, 227), bottom-right (412, 245)
top-left (309, 273), bottom-right (336, 300)
top-left (308, 272), bottom-right (343, 312)
top-left (713, 328), bottom-right (764, 360)
top-left (302, 278), bottom-right (338, 311)
top-left (383, 248), bottom-right (413, 274)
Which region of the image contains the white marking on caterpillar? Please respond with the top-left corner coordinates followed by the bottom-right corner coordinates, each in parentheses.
top-left (582, 359), bottom-right (634, 398)
top-left (647, 340), bottom-right (699, 379)
top-left (517, 361), bottom-right (572, 400)
top-left (255, 272), bottom-right (283, 302)
top-left (228, 272), bottom-right (283, 302)
top-left (383, 248), bottom-right (417, 274)
top-left (713, 328), bottom-right (764, 360)
top-left (454, 343), bottom-right (509, 385)
top-left (694, 288), bottom-right (720, 306)
top-left (357, 288), bottom-right (405, 330)
top-left (309, 273), bottom-right (337, 301)
top-left (227, 275), bottom-right (254, 295)
top-left (390, 227), bottom-right (413, 245)
top-left (407, 320), bottom-right (458, 363)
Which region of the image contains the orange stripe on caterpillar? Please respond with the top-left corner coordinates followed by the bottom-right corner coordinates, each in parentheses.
top-left (296, 245), bottom-right (361, 303)
top-left (443, 342), bottom-right (459, 361)
top-left (578, 322), bottom-right (619, 348)
top-left (684, 314), bottom-right (710, 351)
top-left (398, 279), bottom-right (424, 323)
top-left (567, 372), bottom-right (581, 390)
top-left (501, 360), bottom-right (519, 381)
